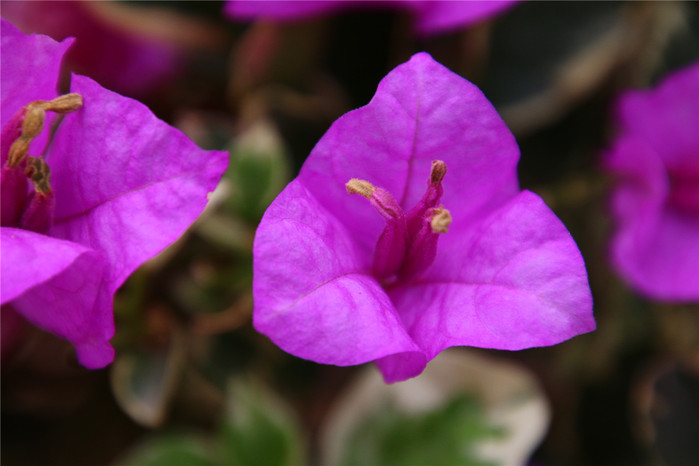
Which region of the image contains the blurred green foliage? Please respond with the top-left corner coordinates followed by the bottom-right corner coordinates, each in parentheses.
top-left (118, 435), bottom-right (217, 466)
top-left (118, 379), bottom-right (304, 466)
top-left (226, 148), bottom-right (288, 223)
top-left (219, 379), bottom-right (305, 466)
top-left (341, 394), bottom-right (502, 466)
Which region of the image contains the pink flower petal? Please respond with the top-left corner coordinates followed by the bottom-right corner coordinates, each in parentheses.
top-left (615, 62), bottom-right (699, 172)
top-left (604, 61), bottom-right (699, 301)
top-left (411, 1), bottom-right (520, 37)
top-left (0, 18), bottom-right (71, 154)
top-left (1, 228), bottom-right (113, 368)
top-left (48, 75), bottom-right (229, 291)
top-left (611, 207), bottom-right (699, 301)
top-left (386, 191), bottom-right (594, 362)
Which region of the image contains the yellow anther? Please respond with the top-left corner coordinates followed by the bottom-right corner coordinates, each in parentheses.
top-left (346, 178), bottom-right (376, 198)
top-left (7, 139), bottom-right (30, 167)
top-left (430, 207), bottom-right (452, 234)
top-left (43, 93), bottom-right (83, 113)
top-left (430, 160), bottom-right (447, 184)
top-left (21, 106), bottom-right (46, 140)
top-left (25, 156), bottom-right (52, 195)
top-left (6, 93), bottom-right (83, 168)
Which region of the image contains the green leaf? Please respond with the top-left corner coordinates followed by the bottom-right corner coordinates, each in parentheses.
top-left (219, 379), bottom-right (304, 466)
top-left (341, 394), bottom-right (502, 466)
top-left (110, 329), bottom-right (187, 428)
top-left (116, 435), bottom-right (218, 466)
top-left (225, 120), bottom-right (290, 223)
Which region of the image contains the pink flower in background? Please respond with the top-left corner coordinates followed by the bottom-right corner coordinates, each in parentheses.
top-left (1, 0), bottom-right (182, 98)
top-left (603, 62), bottom-right (699, 301)
top-left (225, 1), bottom-right (518, 37)
top-left (253, 52), bottom-right (594, 383)
top-left (1, 19), bottom-right (228, 368)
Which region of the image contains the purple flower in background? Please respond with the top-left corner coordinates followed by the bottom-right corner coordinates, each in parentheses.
top-left (225, 1), bottom-right (518, 37)
top-left (2, 0), bottom-right (182, 98)
top-left (603, 62), bottom-right (699, 301)
top-left (1, 19), bottom-right (228, 368)
top-left (253, 52), bottom-right (594, 383)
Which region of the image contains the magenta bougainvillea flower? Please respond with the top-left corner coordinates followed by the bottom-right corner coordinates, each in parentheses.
top-left (253, 52), bottom-right (594, 383)
top-left (225, 1), bottom-right (518, 37)
top-left (1, 19), bottom-right (228, 368)
top-left (603, 62), bottom-right (699, 301)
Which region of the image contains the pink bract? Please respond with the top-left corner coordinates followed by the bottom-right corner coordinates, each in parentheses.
top-left (253, 52), bottom-right (594, 383)
top-left (604, 61), bottom-right (699, 301)
top-left (0, 19), bottom-right (228, 368)
top-left (225, 1), bottom-right (519, 37)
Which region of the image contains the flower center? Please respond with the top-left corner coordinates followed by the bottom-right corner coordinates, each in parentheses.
top-left (346, 160), bottom-right (452, 285)
top-left (1, 94), bottom-right (82, 233)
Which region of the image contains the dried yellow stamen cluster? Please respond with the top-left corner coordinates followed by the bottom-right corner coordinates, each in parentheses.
top-left (25, 157), bottom-right (52, 196)
top-left (7, 93), bottom-right (83, 168)
top-left (6, 94), bottom-right (83, 195)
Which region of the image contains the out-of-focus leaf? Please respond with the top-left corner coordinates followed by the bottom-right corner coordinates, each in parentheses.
top-left (110, 328), bottom-right (187, 428)
top-left (116, 435), bottom-right (218, 466)
top-left (342, 393), bottom-right (499, 466)
top-left (321, 349), bottom-right (550, 466)
top-left (225, 119), bottom-right (291, 223)
top-left (219, 378), bottom-right (305, 466)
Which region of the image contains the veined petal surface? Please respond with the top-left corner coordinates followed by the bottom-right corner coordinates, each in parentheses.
top-left (48, 75), bottom-right (229, 292)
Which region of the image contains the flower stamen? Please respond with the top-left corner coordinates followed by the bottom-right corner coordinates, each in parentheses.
top-left (1, 93), bottom-right (82, 229)
top-left (6, 93), bottom-right (83, 167)
top-left (346, 161), bottom-right (452, 283)
top-left (346, 178), bottom-right (375, 198)
top-left (25, 156), bottom-right (52, 196)
top-left (430, 207), bottom-right (451, 233)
